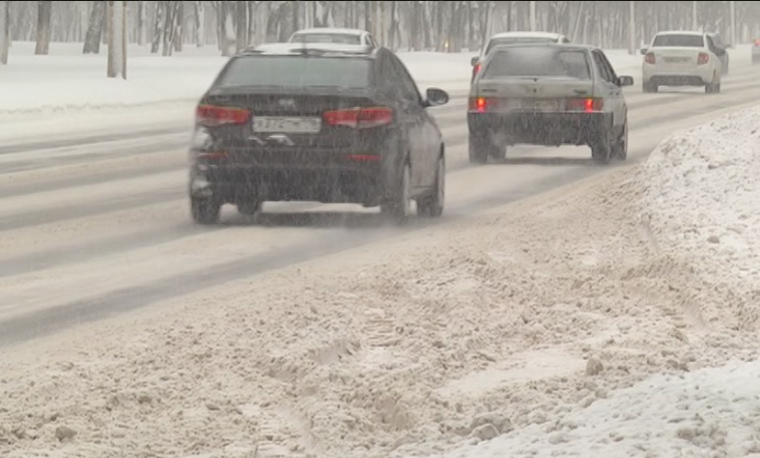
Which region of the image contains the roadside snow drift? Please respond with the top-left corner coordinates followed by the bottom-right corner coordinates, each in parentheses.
top-left (638, 106), bottom-right (760, 332)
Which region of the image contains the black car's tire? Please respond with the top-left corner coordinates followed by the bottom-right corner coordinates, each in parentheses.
top-left (613, 121), bottom-right (628, 161)
top-left (237, 200), bottom-right (262, 216)
top-left (191, 197), bottom-right (222, 225)
top-left (642, 81), bottom-right (658, 93)
top-left (417, 154), bottom-right (445, 218)
top-left (468, 134), bottom-right (498, 164)
top-left (381, 162), bottom-right (414, 225)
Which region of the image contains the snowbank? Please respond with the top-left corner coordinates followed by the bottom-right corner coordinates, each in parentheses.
top-left (637, 105), bottom-right (760, 331)
top-left (439, 358), bottom-right (760, 458)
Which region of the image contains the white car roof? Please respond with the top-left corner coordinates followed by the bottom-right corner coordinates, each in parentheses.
top-left (654, 31), bottom-right (704, 36)
top-left (291, 28), bottom-right (368, 36)
top-left (490, 31), bottom-right (563, 40)
top-left (250, 42), bottom-right (371, 55)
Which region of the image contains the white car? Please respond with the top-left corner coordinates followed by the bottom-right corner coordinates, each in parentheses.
top-left (640, 31), bottom-right (725, 94)
top-left (470, 31), bottom-right (570, 81)
top-left (468, 43), bottom-right (633, 165)
top-left (287, 28), bottom-right (378, 49)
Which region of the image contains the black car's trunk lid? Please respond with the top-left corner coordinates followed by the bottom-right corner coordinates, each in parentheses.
top-left (200, 86), bottom-right (388, 149)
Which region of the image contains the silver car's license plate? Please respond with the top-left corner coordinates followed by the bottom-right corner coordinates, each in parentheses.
top-left (519, 99), bottom-right (559, 112)
top-left (253, 116), bottom-right (322, 134)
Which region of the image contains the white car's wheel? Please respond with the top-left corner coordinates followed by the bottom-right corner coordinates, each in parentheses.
top-left (705, 72), bottom-right (721, 94)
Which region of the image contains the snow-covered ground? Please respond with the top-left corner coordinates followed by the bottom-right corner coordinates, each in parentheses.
top-left (2, 97), bottom-right (760, 457)
top-left (430, 106), bottom-right (760, 458)
top-left (0, 41), bottom-right (645, 144)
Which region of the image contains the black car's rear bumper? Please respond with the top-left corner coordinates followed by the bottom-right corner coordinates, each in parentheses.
top-left (468, 112), bottom-right (609, 147)
top-left (189, 147), bottom-right (389, 206)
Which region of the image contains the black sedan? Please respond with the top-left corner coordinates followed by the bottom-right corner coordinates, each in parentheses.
top-left (188, 42), bottom-right (450, 225)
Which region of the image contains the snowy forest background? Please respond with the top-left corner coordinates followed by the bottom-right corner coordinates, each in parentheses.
top-left (1, 1), bottom-right (759, 66)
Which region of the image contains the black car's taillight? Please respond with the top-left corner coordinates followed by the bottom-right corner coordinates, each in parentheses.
top-left (196, 104), bottom-right (251, 127)
top-left (323, 107), bottom-right (393, 129)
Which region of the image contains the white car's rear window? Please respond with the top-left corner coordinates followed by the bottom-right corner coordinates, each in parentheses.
top-left (652, 34), bottom-right (704, 47)
top-left (290, 33), bottom-right (362, 45)
top-left (482, 47), bottom-right (591, 80)
top-left (485, 37), bottom-right (557, 55)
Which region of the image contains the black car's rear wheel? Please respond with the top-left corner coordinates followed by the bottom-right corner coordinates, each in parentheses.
top-left (191, 197), bottom-right (222, 225)
top-left (381, 162), bottom-right (413, 225)
top-left (417, 155), bottom-right (445, 218)
top-left (237, 200), bottom-right (262, 216)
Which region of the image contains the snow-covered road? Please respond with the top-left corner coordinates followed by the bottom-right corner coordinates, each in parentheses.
top-left (2, 61), bottom-right (760, 344)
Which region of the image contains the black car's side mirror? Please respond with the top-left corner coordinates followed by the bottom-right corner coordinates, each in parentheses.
top-left (640, 48), bottom-right (648, 55)
top-left (470, 56), bottom-right (480, 67)
top-left (425, 88), bottom-right (449, 107)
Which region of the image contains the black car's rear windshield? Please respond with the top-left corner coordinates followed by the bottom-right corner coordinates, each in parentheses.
top-left (482, 47), bottom-right (591, 80)
top-left (217, 55), bottom-right (371, 88)
top-left (652, 34), bottom-right (704, 47)
top-left (290, 33), bottom-right (362, 45)
top-left (485, 37), bottom-right (557, 55)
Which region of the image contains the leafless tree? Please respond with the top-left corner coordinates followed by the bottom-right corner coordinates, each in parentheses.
top-left (0, 0), bottom-right (9, 64)
top-left (34, 0), bottom-right (52, 54)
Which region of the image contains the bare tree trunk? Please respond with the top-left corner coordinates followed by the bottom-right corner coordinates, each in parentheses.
top-left (0, 0), bottom-right (8, 64)
top-left (292, 0), bottom-right (299, 32)
top-left (107, 0), bottom-right (115, 76)
top-left (235, 0), bottom-right (247, 51)
top-left (162, 0), bottom-right (178, 56)
top-left (388, 0), bottom-right (397, 50)
top-left (217, 0), bottom-right (226, 51)
top-left (222, 6), bottom-right (235, 56)
top-left (83, 0), bottom-right (105, 53)
top-left (151, 0), bottom-right (164, 53)
top-left (0, 0), bottom-right (8, 65)
top-left (137, 0), bottom-right (146, 45)
top-left (107, 0), bottom-right (126, 79)
top-left (364, 0), bottom-right (371, 33)
top-left (247, 0), bottom-right (255, 46)
top-left (34, 0), bottom-right (52, 55)
top-left (194, 0), bottom-right (204, 46)
top-left (410, 0), bottom-right (421, 51)
top-left (173, 0), bottom-right (183, 51)
top-left (102, 0), bottom-right (109, 44)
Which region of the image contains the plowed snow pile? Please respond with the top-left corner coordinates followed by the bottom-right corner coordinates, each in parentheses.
top-left (2, 109), bottom-right (760, 458)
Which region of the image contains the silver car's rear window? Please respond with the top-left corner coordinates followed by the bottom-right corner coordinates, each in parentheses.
top-left (482, 47), bottom-right (591, 80)
top-left (652, 34), bottom-right (704, 47)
